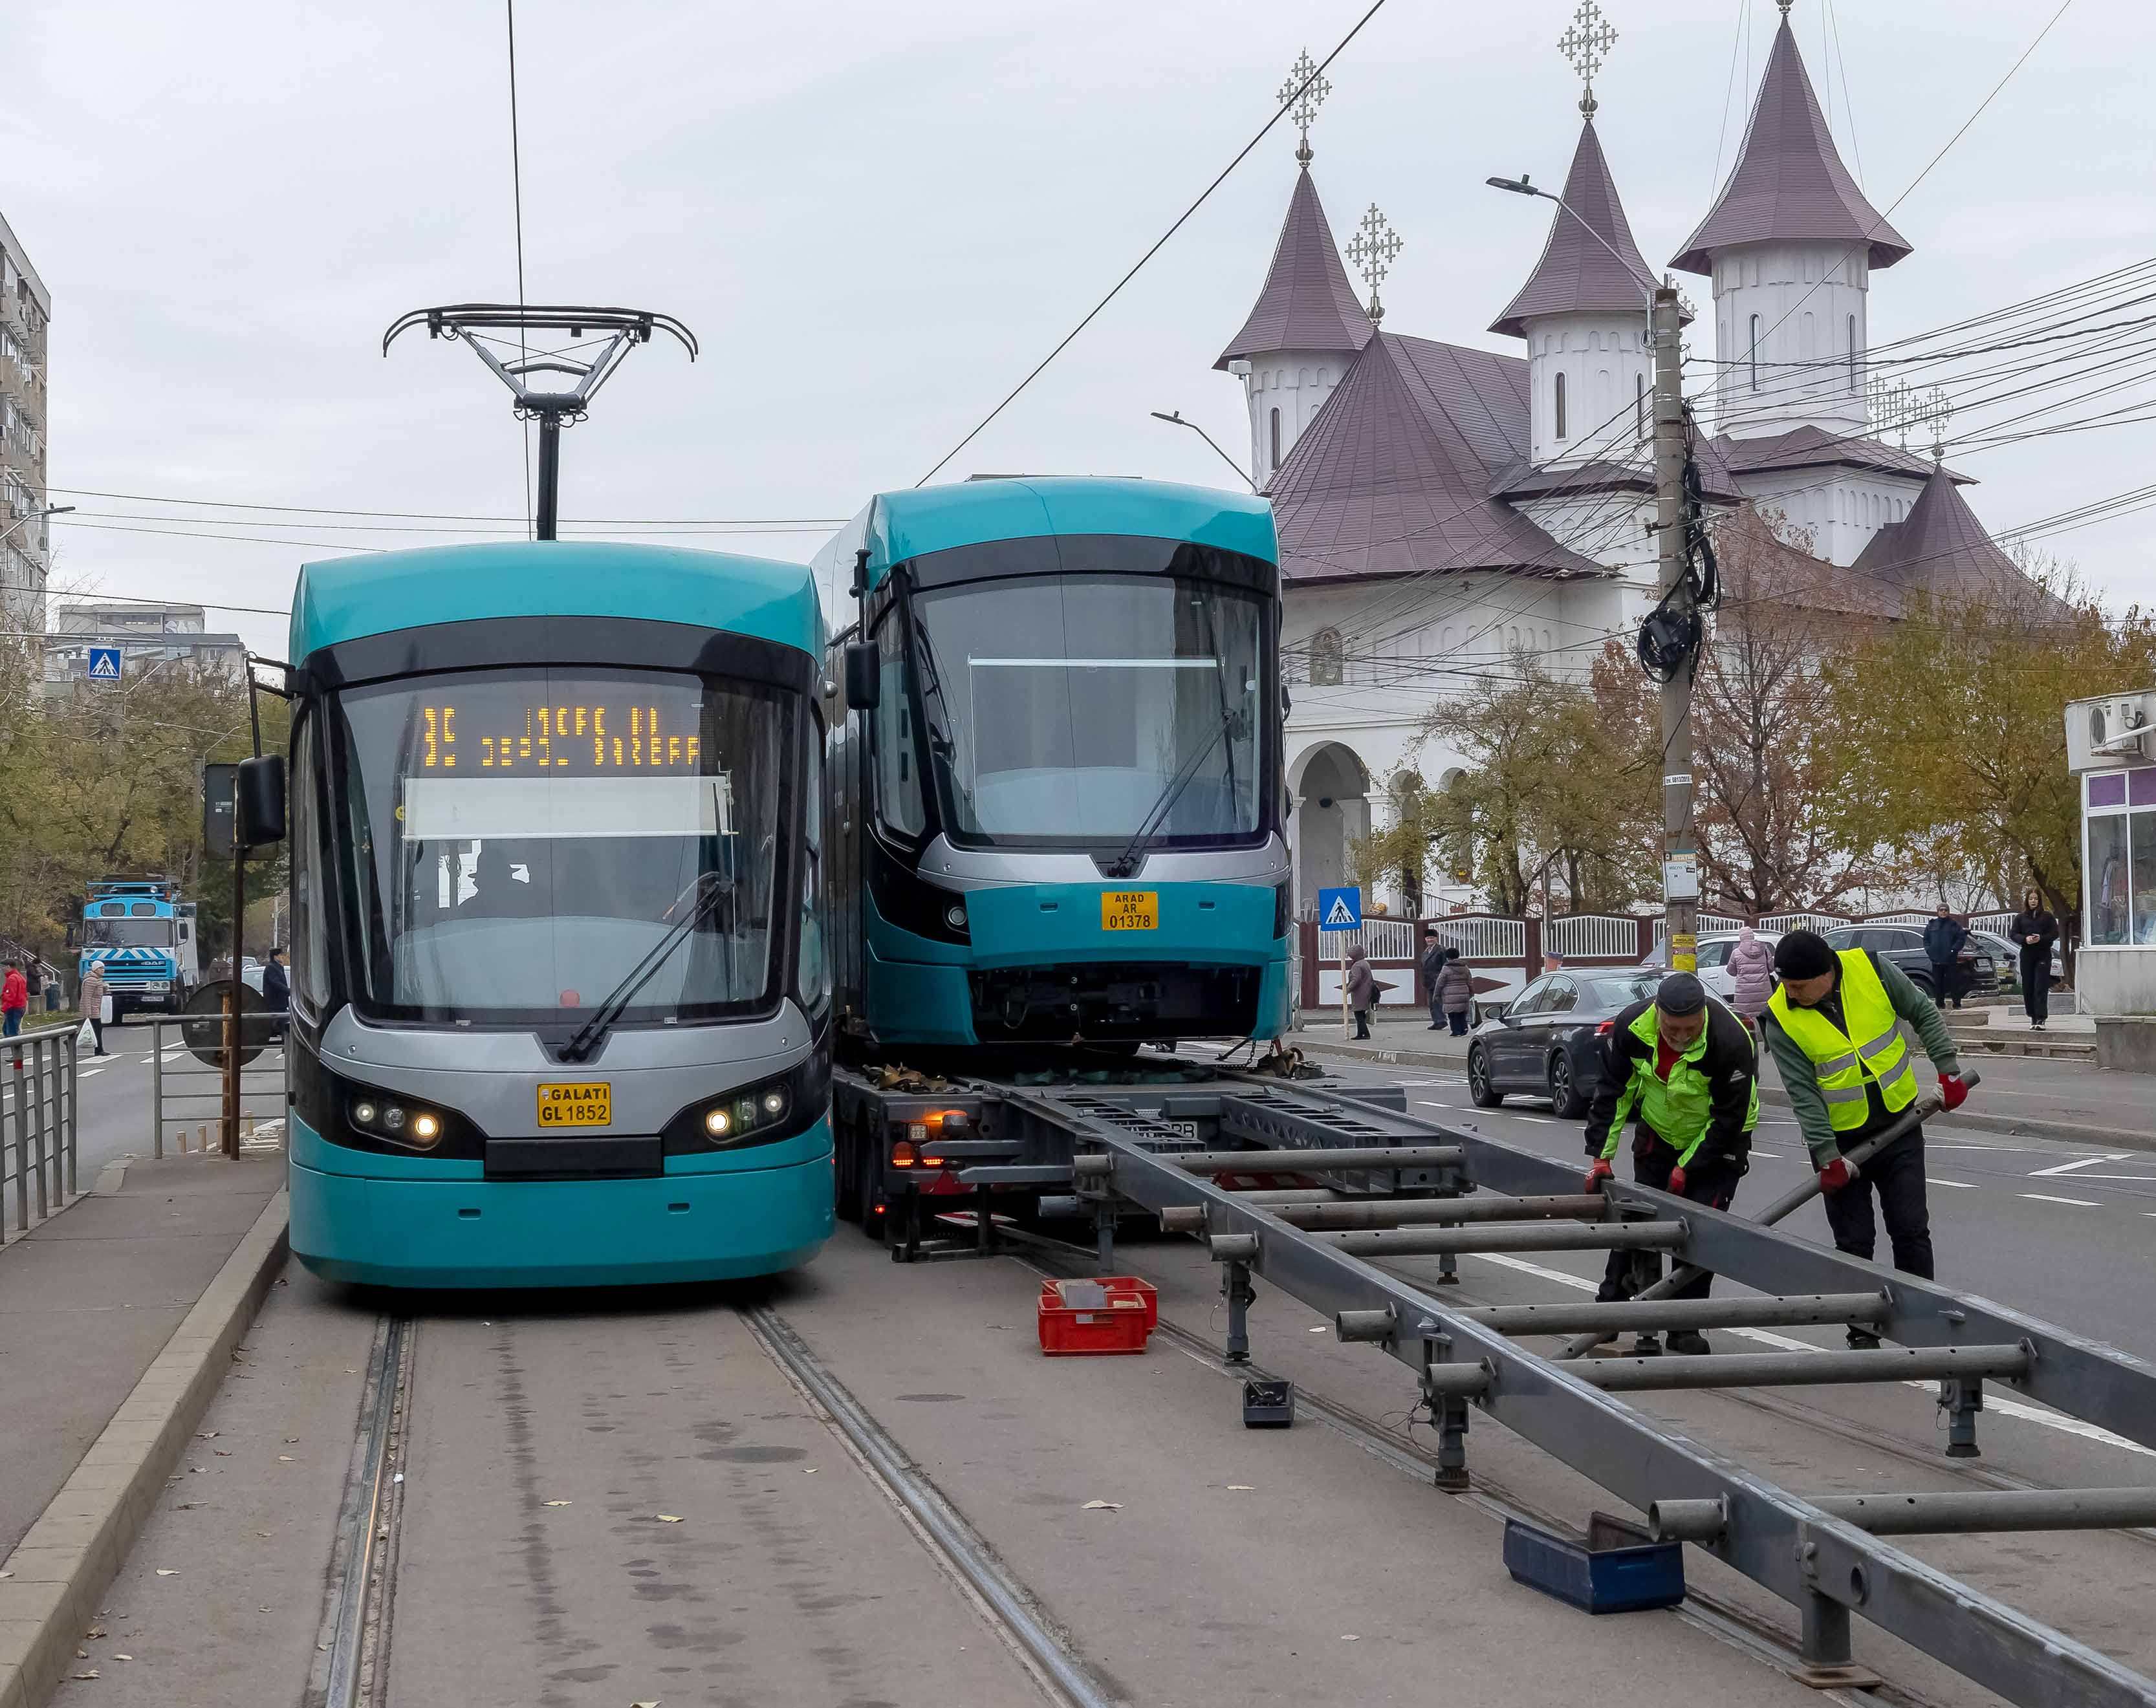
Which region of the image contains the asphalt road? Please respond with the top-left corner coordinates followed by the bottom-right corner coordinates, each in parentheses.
top-left (1308, 1053), bottom-right (2156, 1364)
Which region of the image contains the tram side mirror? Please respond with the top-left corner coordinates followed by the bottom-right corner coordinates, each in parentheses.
top-left (236, 755), bottom-right (287, 848)
top-left (844, 642), bottom-right (880, 711)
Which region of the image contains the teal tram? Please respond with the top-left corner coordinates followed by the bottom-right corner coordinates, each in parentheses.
top-left (283, 543), bottom-right (834, 1286)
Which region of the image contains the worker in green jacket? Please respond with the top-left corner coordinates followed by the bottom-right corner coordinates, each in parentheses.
top-left (1764, 929), bottom-right (1970, 1347)
top-left (1582, 972), bottom-right (1759, 1356)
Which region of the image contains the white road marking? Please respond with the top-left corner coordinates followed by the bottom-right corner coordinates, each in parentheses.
top-left (1460, 1252), bottom-right (2155, 1460)
top-left (1928, 1176), bottom-right (1978, 1189)
top-left (2042, 1173), bottom-right (2156, 1185)
top-left (2028, 1153), bottom-right (2132, 1178)
top-left (79, 1067), bottom-right (106, 1079)
top-left (2020, 1193), bottom-right (2102, 1207)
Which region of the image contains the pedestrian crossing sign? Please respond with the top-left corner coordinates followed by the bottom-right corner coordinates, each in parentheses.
top-left (87, 647), bottom-right (122, 682)
top-left (1318, 886), bottom-right (1361, 931)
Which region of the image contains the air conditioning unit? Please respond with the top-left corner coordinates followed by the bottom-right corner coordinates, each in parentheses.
top-left (2089, 695), bottom-right (2153, 757)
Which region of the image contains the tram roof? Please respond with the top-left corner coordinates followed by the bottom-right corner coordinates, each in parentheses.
top-left (825, 477), bottom-right (1276, 592)
top-left (290, 541), bottom-right (823, 662)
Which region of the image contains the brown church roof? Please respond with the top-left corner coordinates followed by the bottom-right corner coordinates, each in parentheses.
top-left (1671, 17), bottom-right (1910, 277)
top-left (1216, 168), bottom-right (1375, 369)
top-left (1850, 464), bottom-right (2031, 603)
top-left (1490, 121), bottom-right (1662, 339)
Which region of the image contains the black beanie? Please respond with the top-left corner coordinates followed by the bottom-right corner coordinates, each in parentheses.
top-left (1774, 928), bottom-right (1836, 980)
top-left (1657, 971), bottom-right (1706, 1016)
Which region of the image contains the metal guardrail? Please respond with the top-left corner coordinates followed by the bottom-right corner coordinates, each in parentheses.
top-left (3, 1028), bottom-right (77, 1237)
top-left (1046, 1077), bottom-right (2156, 1707)
top-left (149, 1017), bottom-right (287, 1158)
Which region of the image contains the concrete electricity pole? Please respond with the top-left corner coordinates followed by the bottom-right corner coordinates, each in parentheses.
top-left (1649, 285), bottom-right (1699, 971)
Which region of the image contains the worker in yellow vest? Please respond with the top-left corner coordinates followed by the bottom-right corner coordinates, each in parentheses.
top-left (1582, 972), bottom-right (1759, 1356)
top-left (1765, 929), bottom-right (1970, 1346)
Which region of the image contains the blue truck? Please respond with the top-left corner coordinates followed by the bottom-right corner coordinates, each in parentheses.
top-left (80, 878), bottom-right (199, 1022)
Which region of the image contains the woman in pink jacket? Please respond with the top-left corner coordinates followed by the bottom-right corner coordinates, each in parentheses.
top-left (1725, 926), bottom-right (1774, 1035)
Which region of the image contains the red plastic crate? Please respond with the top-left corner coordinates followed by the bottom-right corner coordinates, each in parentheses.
top-left (1038, 1276), bottom-right (1159, 1355)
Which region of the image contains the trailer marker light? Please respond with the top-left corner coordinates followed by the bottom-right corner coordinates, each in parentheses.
top-left (907, 1122), bottom-right (929, 1144)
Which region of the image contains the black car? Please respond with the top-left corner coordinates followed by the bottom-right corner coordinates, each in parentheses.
top-left (1820, 924), bottom-right (1997, 1002)
top-left (1466, 968), bottom-right (1664, 1118)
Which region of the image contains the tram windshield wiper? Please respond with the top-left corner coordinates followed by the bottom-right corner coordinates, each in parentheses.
top-left (1099, 709), bottom-right (1239, 880)
top-left (558, 872), bottom-right (732, 1063)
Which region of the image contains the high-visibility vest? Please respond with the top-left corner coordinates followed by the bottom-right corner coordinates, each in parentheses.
top-left (1767, 949), bottom-right (1917, 1132)
top-left (1606, 999), bottom-right (1759, 1162)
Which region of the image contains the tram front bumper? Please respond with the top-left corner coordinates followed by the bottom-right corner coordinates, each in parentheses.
top-left (290, 1127), bottom-right (834, 1289)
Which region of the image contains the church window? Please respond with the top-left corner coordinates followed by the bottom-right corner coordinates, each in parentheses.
top-left (1635, 374), bottom-right (1646, 440)
top-left (1310, 627), bottom-right (1344, 687)
top-left (1554, 372), bottom-right (1568, 440)
top-left (1441, 626), bottom-right (1455, 651)
top-left (1748, 316), bottom-right (1761, 391)
top-left (1269, 408), bottom-right (1281, 471)
top-left (1318, 367), bottom-right (1330, 388)
top-left (1847, 316), bottom-right (1858, 393)
top-left (1801, 312), bottom-right (1815, 361)
top-left (1298, 367), bottom-right (1311, 389)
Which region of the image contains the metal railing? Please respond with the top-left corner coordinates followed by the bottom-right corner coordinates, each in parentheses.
top-left (1542, 913), bottom-right (1644, 960)
top-left (4, 1028), bottom-right (78, 1237)
top-left (1421, 914), bottom-right (1527, 960)
top-left (149, 1017), bottom-right (287, 1159)
top-left (1650, 912), bottom-right (1743, 942)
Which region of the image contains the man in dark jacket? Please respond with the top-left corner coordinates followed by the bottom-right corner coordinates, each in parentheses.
top-left (261, 947), bottom-right (290, 1038)
top-left (1582, 972), bottom-right (1758, 1355)
top-left (1921, 906), bottom-right (1968, 1009)
top-left (1418, 927), bottom-right (1447, 1030)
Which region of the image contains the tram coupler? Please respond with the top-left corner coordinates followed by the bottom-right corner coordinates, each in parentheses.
top-left (1223, 1260), bottom-right (1257, 1364)
top-left (1940, 1375), bottom-right (1983, 1459)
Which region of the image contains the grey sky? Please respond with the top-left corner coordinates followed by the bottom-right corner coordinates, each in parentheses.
top-left (1, 0), bottom-right (2148, 658)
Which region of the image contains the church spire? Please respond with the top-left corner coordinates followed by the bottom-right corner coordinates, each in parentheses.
top-left (1215, 47), bottom-right (1374, 369)
top-left (1670, 5), bottom-right (1910, 276)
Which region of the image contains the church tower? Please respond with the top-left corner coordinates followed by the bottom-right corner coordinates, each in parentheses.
top-left (1216, 49), bottom-right (1373, 488)
top-left (1671, 0), bottom-right (1910, 442)
top-left (1489, 2), bottom-right (1660, 471)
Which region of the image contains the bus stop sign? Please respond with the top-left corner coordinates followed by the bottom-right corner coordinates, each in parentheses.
top-left (1318, 886), bottom-right (1362, 931)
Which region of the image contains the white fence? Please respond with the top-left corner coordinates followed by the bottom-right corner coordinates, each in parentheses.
top-left (1421, 915), bottom-right (1528, 961)
top-left (1543, 914), bottom-right (1646, 959)
top-left (1651, 913), bottom-right (1744, 942)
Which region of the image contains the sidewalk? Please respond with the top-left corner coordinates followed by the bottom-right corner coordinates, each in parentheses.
top-left (0, 1151), bottom-right (287, 1707)
top-left (1294, 1011), bottom-right (2156, 1152)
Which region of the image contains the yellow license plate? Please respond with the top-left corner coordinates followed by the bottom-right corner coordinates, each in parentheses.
top-left (1101, 890), bottom-right (1159, 931)
top-left (536, 1082), bottom-right (611, 1128)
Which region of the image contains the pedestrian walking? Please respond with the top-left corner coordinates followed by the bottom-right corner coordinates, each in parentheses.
top-left (1726, 925), bottom-right (1774, 1035)
top-left (1418, 927), bottom-right (1449, 1030)
top-left (1433, 947), bottom-right (1475, 1036)
top-left (78, 961), bottom-right (109, 1055)
top-left (1345, 944), bottom-right (1377, 1040)
top-left (1, 959), bottom-right (26, 1039)
top-left (1922, 905), bottom-right (1969, 1010)
top-left (262, 947), bottom-right (291, 1039)
top-left (1764, 929), bottom-right (1969, 1340)
top-left (2009, 888), bottom-right (2059, 1030)
top-left (1582, 972), bottom-right (1758, 1355)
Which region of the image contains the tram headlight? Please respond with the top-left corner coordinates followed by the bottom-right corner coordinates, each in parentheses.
top-left (699, 1074), bottom-right (796, 1147)
top-left (351, 1099), bottom-right (378, 1127)
top-left (944, 903), bottom-right (967, 931)
top-left (382, 1105), bottom-right (406, 1134)
top-left (409, 1112), bottom-right (442, 1144)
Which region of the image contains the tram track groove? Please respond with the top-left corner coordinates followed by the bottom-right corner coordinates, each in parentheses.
top-left (305, 1314), bottom-right (415, 1708)
top-left (741, 1301), bottom-right (1122, 1708)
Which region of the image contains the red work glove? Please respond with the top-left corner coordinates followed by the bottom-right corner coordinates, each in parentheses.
top-left (1938, 1072), bottom-right (1969, 1112)
top-left (1585, 1158), bottom-right (1615, 1193)
top-left (1666, 1164), bottom-right (1689, 1198)
top-left (1818, 1156), bottom-right (1857, 1194)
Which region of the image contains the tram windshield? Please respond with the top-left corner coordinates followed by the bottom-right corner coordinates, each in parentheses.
top-left (908, 574), bottom-right (1266, 848)
top-left (329, 666), bottom-right (790, 1022)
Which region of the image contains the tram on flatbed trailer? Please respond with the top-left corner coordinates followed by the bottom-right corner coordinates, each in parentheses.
top-left (283, 541), bottom-right (834, 1287)
top-left (811, 477), bottom-right (1294, 1231)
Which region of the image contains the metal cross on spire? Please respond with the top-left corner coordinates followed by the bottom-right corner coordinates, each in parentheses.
top-left (1558, 0), bottom-right (1620, 118)
top-left (1279, 47), bottom-right (1331, 168)
top-left (1914, 386), bottom-right (1954, 460)
top-left (1345, 204), bottom-right (1403, 325)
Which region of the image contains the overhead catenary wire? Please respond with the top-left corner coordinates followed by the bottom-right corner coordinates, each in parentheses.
top-left (505, 0), bottom-right (532, 539)
top-left (915, 0), bottom-right (1390, 487)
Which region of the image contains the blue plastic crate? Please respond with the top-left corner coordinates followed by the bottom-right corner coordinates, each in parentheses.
top-left (1502, 1513), bottom-right (1687, 1615)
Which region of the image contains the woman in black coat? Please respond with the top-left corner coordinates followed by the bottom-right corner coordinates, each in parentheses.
top-left (2009, 887), bottom-right (2060, 1030)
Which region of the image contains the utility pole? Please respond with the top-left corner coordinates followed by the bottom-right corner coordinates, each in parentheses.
top-left (1650, 285), bottom-right (1699, 971)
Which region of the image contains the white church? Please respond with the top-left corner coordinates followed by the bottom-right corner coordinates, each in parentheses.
top-left (1225, 2), bottom-right (2031, 917)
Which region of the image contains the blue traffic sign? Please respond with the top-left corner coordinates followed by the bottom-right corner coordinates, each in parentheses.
top-left (87, 646), bottom-right (122, 682)
top-left (1316, 885), bottom-right (1362, 931)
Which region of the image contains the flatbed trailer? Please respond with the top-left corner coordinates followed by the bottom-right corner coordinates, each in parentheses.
top-left (834, 1055), bottom-right (2156, 1707)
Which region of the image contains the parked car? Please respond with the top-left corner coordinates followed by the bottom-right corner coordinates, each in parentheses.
top-left (1968, 928), bottom-right (2062, 993)
top-left (1466, 969), bottom-right (1664, 1119)
top-left (1640, 930), bottom-right (1782, 1001)
top-left (1820, 924), bottom-right (1996, 1000)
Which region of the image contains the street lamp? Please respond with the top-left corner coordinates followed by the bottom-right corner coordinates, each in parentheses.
top-left (1149, 411), bottom-right (1258, 493)
top-left (0, 503), bottom-right (74, 548)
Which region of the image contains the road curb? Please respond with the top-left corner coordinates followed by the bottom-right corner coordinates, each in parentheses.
top-left (0, 1188), bottom-right (288, 1708)
top-left (1293, 1039), bottom-right (2156, 1156)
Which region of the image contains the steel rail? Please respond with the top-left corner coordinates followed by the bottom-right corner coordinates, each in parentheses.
top-left (743, 1305), bottom-right (1115, 1708)
top-left (312, 1315), bottom-right (409, 1708)
top-left (1039, 1082), bottom-right (2156, 1707)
